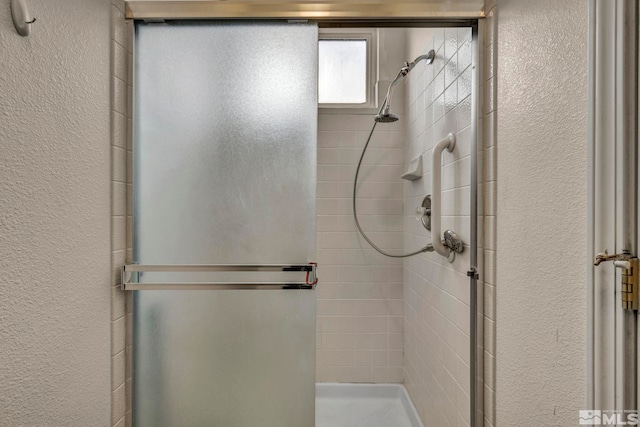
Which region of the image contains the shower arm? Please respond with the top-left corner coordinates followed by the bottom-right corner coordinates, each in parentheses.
top-left (378, 69), bottom-right (405, 117)
top-left (378, 50), bottom-right (436, 117)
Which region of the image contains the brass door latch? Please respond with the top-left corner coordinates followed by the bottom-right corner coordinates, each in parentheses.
top-left (594, 250), bottom-right (639, 311)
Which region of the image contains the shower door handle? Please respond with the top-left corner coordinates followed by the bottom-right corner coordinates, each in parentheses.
top-left (431, 133), bottom-right (456, 258)
top-left (120, 263), bottom-right (318, 290)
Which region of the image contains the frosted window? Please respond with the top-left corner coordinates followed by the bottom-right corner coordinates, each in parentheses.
top-left (318, 39), bottom-right (367, 104)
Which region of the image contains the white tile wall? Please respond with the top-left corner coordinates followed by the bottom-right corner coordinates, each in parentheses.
top-left (110, 2), bottom-right (134, 426)
top-left (110, 1), bottom-right (127, 426)
top-left (402, 27), bottom-right (475, 427)
top-left (402, 21), bottom-right (497, 427)
top-left (482, 6), bottom-right (497, 427)
top-left (315, 110), bottom-right (407, 383)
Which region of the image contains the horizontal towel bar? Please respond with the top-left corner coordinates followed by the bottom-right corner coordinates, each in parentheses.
top-left (121, 263), bottom-right (318, 291)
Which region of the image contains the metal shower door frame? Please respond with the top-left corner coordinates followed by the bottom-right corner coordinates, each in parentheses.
top-left (125, 1), bottom-right (485, 21)
top-left (124, 3), bottom-right (486, 426)
top-left (469, 21), bottom-right (483, 427)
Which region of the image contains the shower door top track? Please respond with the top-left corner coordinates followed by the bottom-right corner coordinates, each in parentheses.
top-left (125, 0), bottom-right (485, 21)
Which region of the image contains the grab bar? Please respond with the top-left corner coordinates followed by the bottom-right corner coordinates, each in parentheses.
top-left (121, 263), bottom-right (318, 291)
top-left (431, 133), bottom-right (456, 258)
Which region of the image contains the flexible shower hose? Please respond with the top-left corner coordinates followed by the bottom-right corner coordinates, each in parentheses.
top-left (352, 121), bottom-right (433, 258)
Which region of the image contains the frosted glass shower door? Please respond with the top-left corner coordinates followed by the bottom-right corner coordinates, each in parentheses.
top-left (132, 22), bottom-right (318, 427)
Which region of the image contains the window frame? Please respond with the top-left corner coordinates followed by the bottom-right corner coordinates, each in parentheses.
top-left (318, 28), bottom-right (378, 110)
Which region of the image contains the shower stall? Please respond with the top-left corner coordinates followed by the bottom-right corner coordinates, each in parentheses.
top-left (117, 3), bottom-right (488, 426)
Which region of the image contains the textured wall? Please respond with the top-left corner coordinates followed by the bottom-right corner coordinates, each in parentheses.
top-left (402, 27), bottom-right (474, 427)
top-left (496, 0), bottom-right (588, 425)
top-left (0, 1), bottom-right (112, 426)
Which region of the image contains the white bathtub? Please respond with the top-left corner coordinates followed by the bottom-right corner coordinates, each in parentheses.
top-left (316, 383), bottom-right (424, 427)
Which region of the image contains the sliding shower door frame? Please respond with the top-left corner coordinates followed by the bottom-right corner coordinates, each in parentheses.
top-left (123, 4), bottom-right (486, 427)
top-left (470, 21), bottom-right (483, 427)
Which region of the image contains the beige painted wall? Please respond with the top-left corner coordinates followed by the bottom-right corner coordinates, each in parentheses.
top-left (0, 1), bottom-right (112, 425)
top-left (496, 0), bottom-right (588, 425)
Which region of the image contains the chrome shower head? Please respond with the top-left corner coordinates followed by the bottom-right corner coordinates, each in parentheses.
top-left (374, 112), bottom-right (399, 123)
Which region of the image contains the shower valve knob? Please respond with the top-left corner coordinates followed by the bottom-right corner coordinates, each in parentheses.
top-left (416, 195), bottom-right (431, 231)
top-left (415, 206), bottom-right (428, 220)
